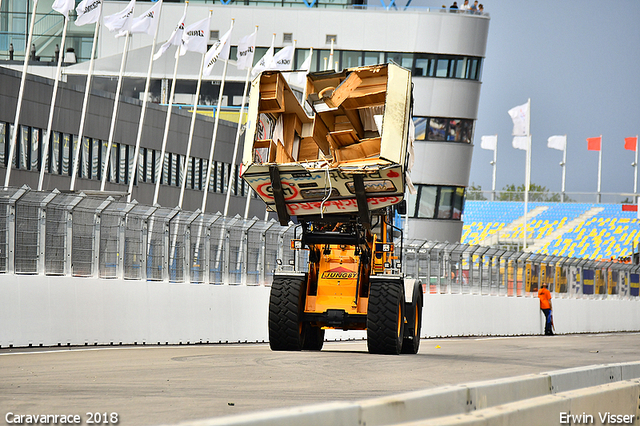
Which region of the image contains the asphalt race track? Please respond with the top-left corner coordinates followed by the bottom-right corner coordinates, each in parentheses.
top-left (2, 333), bottom-right (640, 426)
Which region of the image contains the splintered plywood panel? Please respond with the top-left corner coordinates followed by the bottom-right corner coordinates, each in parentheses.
top-left (333, 137), bottom-right (381, 162)
top-left (327, 129), bottom-right (359, 149)
top-left (325, 72), bottom-right (363, 109)
top-left (259, 73), bottom-right (285, 113)
top-left (340, 76), bottom-right (388, 110)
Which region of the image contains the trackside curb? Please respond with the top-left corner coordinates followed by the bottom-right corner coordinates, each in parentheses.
top-left (164, 361), bottom-right (640, 426)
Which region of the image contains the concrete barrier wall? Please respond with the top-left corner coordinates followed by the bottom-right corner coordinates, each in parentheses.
top-left (1, 275), bottom-right (640, 348)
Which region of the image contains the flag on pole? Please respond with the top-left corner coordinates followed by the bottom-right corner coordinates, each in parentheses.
top-left (128, 0), bottom-right (162, 36)
top-left (179, 16), bottom-right (211, 56)
top-left (103, 0), bottom-right (135, 33)
top-left (271, 46), bottom-right (294, 70)
top-left (251, 43), bottom-right (274, 77)
top-left (203, 26), bottom-right (232, 77)
top-left (289, 48), bottom-right (313, 88)
top-left (236, 29), bottom-right (257, 71)
top-left (512, 136), bottom-right (528, 151)
top-left (547, 135), bottom-right (566, 151)
top-left (587, 136), bottom-right (601, 151)
top-left (480, 135), bottom-right (497, 151)
top-left (625, 136), bottom-right (638, 151)
top-left (75, 0), bottom-right (103, 26)
top-left (52, 0), bottom-right (75, 18)
top-left (508, 102), bottom-right (530, 136)
top-left (153, 8), bottom-right (187, 61)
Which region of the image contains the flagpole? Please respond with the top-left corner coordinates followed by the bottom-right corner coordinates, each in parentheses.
top-left (4, 0), bottom-right (39, 188)
top-left (490, 135), bottom-right (497, 201)
top-left (560, 135), bottom-right (567, 203)
top-left (200, 46), bottom-right (231, 214)
top-left (69, 17), bottom-right (101, 191)
top-left (634, 135), bottom-right (638, 205)
top-left (99, 31), bottom-right (131, 191)
top-left (523, 98), bottom-right (531, 251)
top-left (178, 11), bottom-right (214, 209)
top-left (153, 1), bottom-right (188, 206)
top-left (224, 26), bottom-right (256, 217)
top-left (597, 134), bottom-right (602, 203)
top-left (38, 15), bottom-right (69, 191)
top-left (127, 1), bottom-right (164, 202)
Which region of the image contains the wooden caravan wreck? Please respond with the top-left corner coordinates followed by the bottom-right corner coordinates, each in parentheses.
top-left (241, 63), bottom-right (413, 224)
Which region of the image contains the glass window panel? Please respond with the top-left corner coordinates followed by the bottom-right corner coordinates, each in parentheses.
top-left (468, 58), bottom-right (479, 80)
top-left (315, 49), bottom-right (333, 72)
top-left (417, 186), bottom-right (437, 219)
top-left (215, 161), bottom-right (221, 192)
top-left (71, 135), bottom-right (78, 177)
top-left (459, 119), bottom-right (474, 143)
top-left (19, 125), bottom-right (28, 169)
top-left (81, 137), bottom-right (90, 178)
top-left (406, 191), bottom-right (418, 218)
top-left (414, 58), bottom-right (429, 77)
top-left (91, 139), bottom-right (100, 179)
top-left (447, 119), bottom-right (461, 141)
top-left (253, 47), bottom-right (268, 67)
top-left (61, 134), bottom-right (70, 175)
top-left (119, 144), bottom-right (127, 184)
top-left (364, 51), bottom-right (384, 66)
top-left (165, 152), bottom-right (170, 185)
top-left (109, 143), bottom-right (118, 182)
top-left (386, 52), bottom-right (413, 69)
top-left (145, 149), bottom-right (151, 183)
top-left (186, 157), bottom-right (193, 189)
top-left (454, 58), bottom-right (467, 78)
top-left (172, 154), bottom-right (179, 186)
top-left (428, 118), bottom-right (446, 141)
top-left (453, 187), bottom-right (465, 220)
top-left (209, 160), bottom-right (215, 193)
top-left (101, 141), bottom-right (109, 180)
top-left (295, 49), bottom-right (311, 70)
top-left (0, 123), bottom-right (5, 166)
top-left (413, 117), bottom-right (427, 141)
top-left (342, 51), bottom-right (362, 69)
top-left (435, 58), bottom-right (449, 77)
top-left (51, 132), bottom-right (60, 174)
top-left (437, 186), bottom-right (454, 219)
top-left (31, 128), bottom-right (40, 171)
top-left (138, 151), bottom-right (144, 183)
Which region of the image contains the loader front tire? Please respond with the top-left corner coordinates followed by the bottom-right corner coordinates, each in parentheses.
top-left (269, 275), bottom-right (306, 351)
top-left (401, 280), bottom-right (423, 354)
top-left (367, 280), bottom-right (405, 355)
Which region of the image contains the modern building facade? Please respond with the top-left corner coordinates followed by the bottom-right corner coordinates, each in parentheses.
top-left (0, 0), bottom-right (490, 242)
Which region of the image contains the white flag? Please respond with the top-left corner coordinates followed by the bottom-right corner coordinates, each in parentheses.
top-left (52, 0), bottom-right (75, 18)
top-left (547, 135), bottom-right (566, 151)
top-left (128, 0), bottom-right (162, 36)
top-left (251, 44), bottom-right (274, 77)
top-left (512, 136), bottom-right (529, 151)
top-left (153, 8), bottom-right (186, 61)
top-left (480, 135), bottom-right (497, 151)
top-left (271, 46), bottom-right (294, 71)
top-left (508, 101), bottom-right (530, 136)
top-left (236, 29), bottom-right (257, 71)
top-left (288, 49), bottom-right (312, 88)
top-left (179, 16), bottom-right (211, 56)
top-left (203, 26), bottom-right (232, 77)
top-left (103, 0), bottom-right (135, 33)
top-left (75, 0), bottom-right (102, 26)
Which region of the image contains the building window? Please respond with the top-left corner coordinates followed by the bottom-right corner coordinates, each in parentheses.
top-left (413, 116), bottom-right (474, 143)
top-left (31, 127), bottom-right (40, 171)
top-left (408, 185), bottom-right (466, 220)
top-left (0, 123), bottom-right (6, 166)
top-left (283, 33), bottom-right (293, 44)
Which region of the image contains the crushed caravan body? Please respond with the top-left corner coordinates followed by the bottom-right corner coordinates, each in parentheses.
top-left (241, 63), bottom-right (413, 223)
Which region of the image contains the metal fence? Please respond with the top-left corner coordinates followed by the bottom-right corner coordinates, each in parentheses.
top-left (1, 186), bottom-right (639, 299)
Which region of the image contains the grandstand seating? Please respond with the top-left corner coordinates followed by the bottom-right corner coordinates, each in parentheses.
top-left (462, 201), bottom-right (640, 259)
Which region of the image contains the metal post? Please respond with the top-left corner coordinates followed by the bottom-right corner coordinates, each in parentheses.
top-left (64, 194), bottom-right (84, 276)
top-left (38, 190), bottom-right (58, 274)
top-left (163, 207), bottom-right (181, 282)
top-left (118, 201), bottom-right (137, 280)
top-left (7, 185), bottom-right (30, 274)
top-left (140, 205), bottom-right (158, 281)
top-left (241, 218), bottom-right (258, 286)
top-left (93, 197), bottom-right (114, 278)
top-left (203, 213), bottom-right (222, 285)
top-left (184, 210), bottom-right (201, 284)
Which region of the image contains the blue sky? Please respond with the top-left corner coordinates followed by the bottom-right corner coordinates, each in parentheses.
top-left (468, 0), bottom-right (640, 196)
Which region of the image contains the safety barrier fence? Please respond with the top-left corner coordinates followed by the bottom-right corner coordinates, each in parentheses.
top-left (1, 186), bottom-right (639, 300)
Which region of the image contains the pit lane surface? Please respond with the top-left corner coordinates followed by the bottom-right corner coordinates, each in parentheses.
top-left (2, 333), bottom-right (640, 426)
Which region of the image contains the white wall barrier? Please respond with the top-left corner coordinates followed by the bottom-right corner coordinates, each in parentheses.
top-left (1, 275), bottom-right (639, 348)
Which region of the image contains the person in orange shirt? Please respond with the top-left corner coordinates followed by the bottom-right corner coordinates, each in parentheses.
top-left (538, 283), bottom-right (553, 335)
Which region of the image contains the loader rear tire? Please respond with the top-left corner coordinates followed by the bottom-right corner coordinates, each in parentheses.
top-left (367, 280), bottom-right (405, 355)
top-left (302, 324), bottom-right (325, 351)
top-left (269, 275), bottom-right (306, 351)
top-left (401, 280), bottom-right (423, 354)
